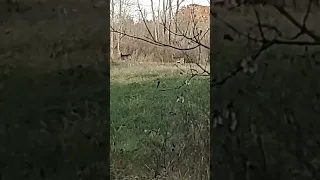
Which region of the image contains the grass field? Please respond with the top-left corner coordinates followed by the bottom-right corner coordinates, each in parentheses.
top-left (0, 61), bottom-right (209, 179)
top-left (110, 62), bottom-right (210, 179)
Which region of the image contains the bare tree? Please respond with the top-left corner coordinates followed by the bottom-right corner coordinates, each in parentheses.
top-left (110, 0), bottom-right (135, 58)
top-left (111, 0), bottom-right (115, 59)
top-left (162, 0), bottom-right (167, 38)
top-left (150, 0), bottom-right (159, 41)
top-left (116, 0), bottom-right (122, 55)
top-left (111, 3), bottom-right (210, 85)
top-left (167, 0), bottom-right (172, 44)
top-left (174, 0), bottom-right (185, 34)
top-left (158, 0), bottom-right (162, 39)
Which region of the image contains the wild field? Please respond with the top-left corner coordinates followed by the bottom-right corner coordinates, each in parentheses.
top-left (110, 62), bottom-right (209, 179)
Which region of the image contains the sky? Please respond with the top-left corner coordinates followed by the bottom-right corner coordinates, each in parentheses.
top-left (138, 0), bottom-right (210, 7)
top-left (125, 0), bottom-right (210, 21)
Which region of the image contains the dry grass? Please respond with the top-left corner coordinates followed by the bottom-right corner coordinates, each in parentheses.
top-left (111, 61), bottom-right (209, 84)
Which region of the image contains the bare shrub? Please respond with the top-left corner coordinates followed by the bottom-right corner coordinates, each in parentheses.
top-left (111, 3), bottom-right (210, 65)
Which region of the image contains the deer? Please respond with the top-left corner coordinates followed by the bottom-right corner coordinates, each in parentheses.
top-left (172, 54), bottom-right (186, 65)
top-left (119, 52), bottom-right (132, 61)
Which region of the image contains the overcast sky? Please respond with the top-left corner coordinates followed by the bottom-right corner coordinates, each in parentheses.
top-left (129, 0), bottom-right (209, 20)
top-left (138, 0), bottom-right (210, 7)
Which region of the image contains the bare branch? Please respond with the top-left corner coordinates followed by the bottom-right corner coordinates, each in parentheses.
top-left (111, 27), bottom-right (201, 51)
top-left (162, 23), bottom-right (210, 49)
top-left (253, 7), bottom-right (266, 41)
top-left (273, 5), bottom-right (320, 41)
top-left (303, 0), bottom-right (313, 26)
top-left (214, 13), bottom-right (320, 46)
top-left (137, 1), bottom-right (157, 42)
top-left (212, 42), bottom-right (274, 87)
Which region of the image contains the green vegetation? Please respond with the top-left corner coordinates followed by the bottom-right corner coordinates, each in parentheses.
top-left (111, 63), bottom-right (210, 179)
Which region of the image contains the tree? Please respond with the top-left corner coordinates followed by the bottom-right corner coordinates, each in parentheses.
top-left (111, 0), bottom-right (115, 59)
top-left (150, 0), bottom-right (159, 41)
top-left (110, 0), bottom-right (135, 57)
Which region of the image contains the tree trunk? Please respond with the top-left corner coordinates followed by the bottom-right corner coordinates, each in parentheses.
top-left (174, 0), bottom-right (182, 34)
top-left (162, 0), bottom-right (167, 41)
top-left (110, 0), bottom-right (114, 59)
top-left (167, 0), bottom-right (172, 44)
top-left (117, 0), bottom-right (122, 55)
top-left (150, 0), bottom-right (158, 41)
top-left (158, 0), bottom-right (161, 40)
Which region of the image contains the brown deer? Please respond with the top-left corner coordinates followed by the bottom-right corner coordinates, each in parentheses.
top-left (120, 52), bottom-right (132, 61)
top-left (172, 54), bottom-right (185, 65)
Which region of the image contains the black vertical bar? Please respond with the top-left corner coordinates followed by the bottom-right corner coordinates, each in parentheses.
top-left (106, 1), bottom-right (111, 179)
top-left (210, 1), bottom-right (228, 180)
top-left (210, 1), bottom-right (215, 180)
top-left (1, 1), bottom-right (111, 179)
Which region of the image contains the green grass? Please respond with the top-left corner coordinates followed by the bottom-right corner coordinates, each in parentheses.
top-left (110, 62), bottom-right (210, 179)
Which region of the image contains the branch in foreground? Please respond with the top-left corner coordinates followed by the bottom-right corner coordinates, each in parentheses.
top-left (273, 5), bottom-right (320, 42)
top-left (215, 15), bottom-right (320, 46)
top-left (111, 27), bottom-right (201, 51)
top-left (211, 42), bottom-right (274, 88)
